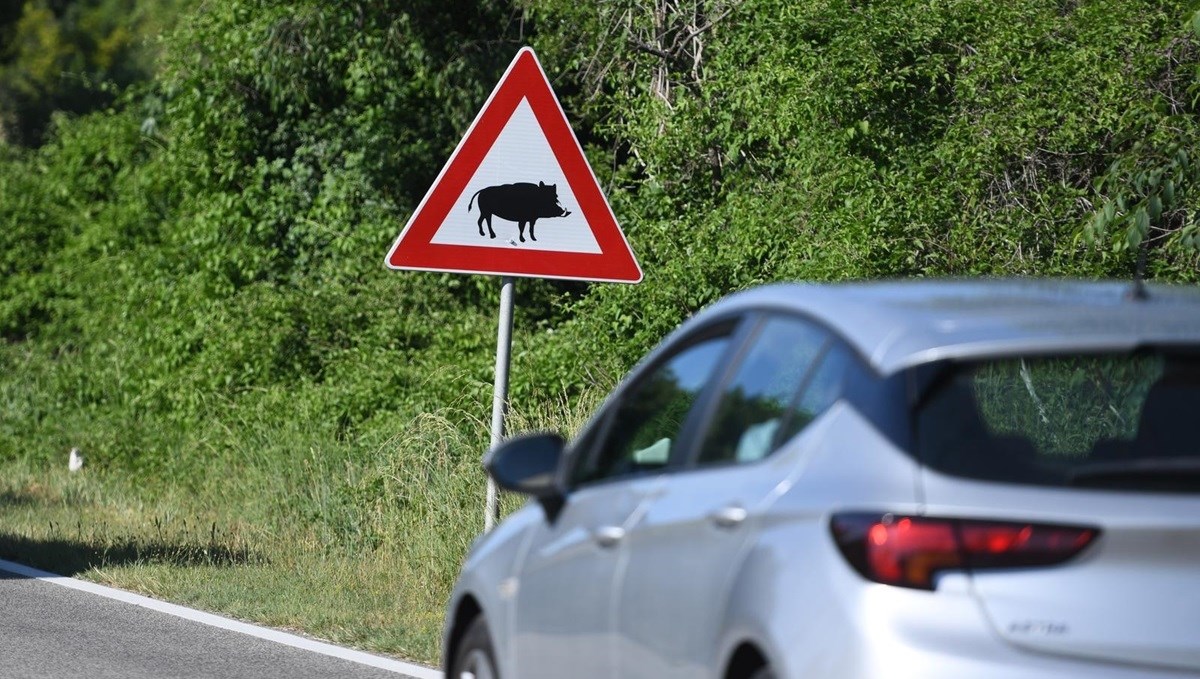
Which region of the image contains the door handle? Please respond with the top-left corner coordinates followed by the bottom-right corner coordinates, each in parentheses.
top-left (710, 505), bottom-right (748, 529)
top-left (593, 525), bottom-right (626, 548)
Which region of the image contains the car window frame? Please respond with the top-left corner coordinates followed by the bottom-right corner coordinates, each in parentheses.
top-left (562, 313), bottom-right (756, 491)
top-left (677, 307), bottom-right (907, 472)
top-left (680, 311), bottom-right (838, 470)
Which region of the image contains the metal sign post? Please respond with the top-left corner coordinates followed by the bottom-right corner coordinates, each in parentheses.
top-left (485, 276), bottom-right (515, 532)
top-left (384, 48), bottom-right (641, 537)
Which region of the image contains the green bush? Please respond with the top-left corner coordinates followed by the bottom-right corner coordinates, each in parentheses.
top-left (2, 0), bottom-right (1200, 576)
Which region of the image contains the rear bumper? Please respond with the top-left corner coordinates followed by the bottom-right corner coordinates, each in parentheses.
top-left (769, 572), bottom-right (1198, 679)
top-left (725, 524), bottom-right (1195, 679)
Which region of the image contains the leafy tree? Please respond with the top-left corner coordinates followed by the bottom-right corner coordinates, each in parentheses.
top-left (513, 0), bottom-right (1200, 384)
top-left (0, 0), bottom-right (191, 145)
top-left (1083, 10), bottom-right (1200, 261)
top-left (2, 0), bottom-right (1200, 478)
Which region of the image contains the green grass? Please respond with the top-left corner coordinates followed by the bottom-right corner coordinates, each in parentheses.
top-left (0, 387), bottom-right (604, 665)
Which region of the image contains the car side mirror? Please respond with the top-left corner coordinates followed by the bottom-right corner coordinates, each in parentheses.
top-left (483, 432), bottom-right (567, 522)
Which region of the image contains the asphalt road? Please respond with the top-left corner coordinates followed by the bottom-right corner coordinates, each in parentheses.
top-left (0, 561), bottom-right (441, 679)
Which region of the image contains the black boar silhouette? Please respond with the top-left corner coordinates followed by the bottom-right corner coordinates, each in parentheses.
top-left (468, 181), bottom-right (572, 243)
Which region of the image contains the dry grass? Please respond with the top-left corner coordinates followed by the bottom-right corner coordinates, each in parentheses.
top-left (0, 385), bottom-right (609, 665)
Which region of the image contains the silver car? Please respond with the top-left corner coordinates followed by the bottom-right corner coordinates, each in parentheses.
top-left (443, 279), bottom-right (1200, 679)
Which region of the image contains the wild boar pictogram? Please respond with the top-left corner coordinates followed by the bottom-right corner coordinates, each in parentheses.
top-left (468, 181), bottom-right (572, 243)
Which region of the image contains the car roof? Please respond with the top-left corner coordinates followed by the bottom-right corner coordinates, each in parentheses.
top-left (687, 279), bottom-right (1200, 376)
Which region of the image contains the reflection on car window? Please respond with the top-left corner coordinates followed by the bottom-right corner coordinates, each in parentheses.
top-left (776, 343), bottom-right (852, 444)
top-left (697, 317), bottom-right (829, 465)
top-left (916, 352), bottom-right (1200, 491)
top-left (575, 334), bottom-right (732, 485)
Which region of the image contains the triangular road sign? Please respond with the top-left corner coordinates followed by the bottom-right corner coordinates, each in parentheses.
top-left (385, 47), bottom-right (642, 283)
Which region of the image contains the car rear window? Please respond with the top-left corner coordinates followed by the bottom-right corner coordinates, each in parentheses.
top-left (915, 351), bottom-right (1200, 492)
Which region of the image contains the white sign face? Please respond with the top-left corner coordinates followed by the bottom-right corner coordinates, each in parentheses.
top-left (385, 47), bottom-right (642, 283)
top-left (429, 99), bottom-right (602, 254)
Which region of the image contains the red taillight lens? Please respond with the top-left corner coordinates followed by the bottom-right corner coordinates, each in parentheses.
top-left (831, 513), bottom-right (1098, 590)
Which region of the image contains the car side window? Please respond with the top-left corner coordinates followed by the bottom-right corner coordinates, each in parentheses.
top-left (574, 332), bottom-right (733, 485)
top-left (696, 316), bottom-right (830, 465)
top-left (774, 342), bottom-right (854, 445)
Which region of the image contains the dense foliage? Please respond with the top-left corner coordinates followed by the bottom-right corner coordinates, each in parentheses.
top-left (0, 0), bottom-right (191, 145)
top-left (523, 0), bottom-right (1200, 373)
top-left (2, 0), bottom-right (1199, 508)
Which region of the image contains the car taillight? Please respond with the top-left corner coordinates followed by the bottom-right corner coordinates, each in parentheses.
top-left (830, 513), bottom-right (1098, 590)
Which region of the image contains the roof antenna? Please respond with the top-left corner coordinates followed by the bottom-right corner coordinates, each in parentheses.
top-left (1128, 238), bottom-right (1149, 301)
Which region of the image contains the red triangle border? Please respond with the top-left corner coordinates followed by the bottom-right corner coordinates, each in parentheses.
top-left (385, 48), bottom-right (643, 284)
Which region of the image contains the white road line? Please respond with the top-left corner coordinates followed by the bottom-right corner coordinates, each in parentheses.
top-left (0, 558), bottom-right (442, 679)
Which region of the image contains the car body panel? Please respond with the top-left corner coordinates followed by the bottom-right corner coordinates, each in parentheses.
top-left (510, 473), bottom-right (665, 679)
top-left (922, 469), bottom-right (1200, 673)
top-left (444, 503), bottom-right (541, 678)
top-left (613, 433), bottom-right (801, 678)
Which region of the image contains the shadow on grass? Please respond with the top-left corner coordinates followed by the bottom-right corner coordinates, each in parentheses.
top-left (0, 531), bottom-right (266, 577)
top-left (0, 489), bottom-right (39, 507)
